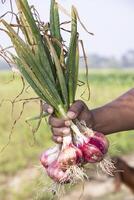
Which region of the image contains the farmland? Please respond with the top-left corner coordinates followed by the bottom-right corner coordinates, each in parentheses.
top-left (0, 69), bottom-right (134, 199)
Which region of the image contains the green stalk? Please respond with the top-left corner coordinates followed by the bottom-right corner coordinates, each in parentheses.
top-left (12, 55), bottom-right (60, 110)
top-left (50, 0), bottom-right (62, 58)
top-left (50, 0), bottom-right (67, 104)
top-left (43, 37), bottom-right (57, 81)
top-left (66, 6), bottom-right (78, 105)
top-left (16, 0), bottom-right (55, 84)
top-left (26, 113), bottom-right (49, 122)
top-left (12, 56), bottom-right (45, 99)
top-left (45, 36), bottom-right (68, 108)
top-left (16, 0), bottom-right (36, 48)
top-left (74, 39), bottom-right (79, 94)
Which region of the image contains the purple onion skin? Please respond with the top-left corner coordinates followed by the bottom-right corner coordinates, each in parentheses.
top-left (91, 132), bottom-right (109, 154)
top-left (40, 152), bottom-right (48, 168)
top-left (46, 161), bottom-right (69, 183)
top-left (80, 143), bottom-right (104, 163)
top-left (40, 151), bottom-right (58, 168)
top-left (58, 144), bottom-right (83, 170)
top-left (76, 146), bottom-right (84, 164)
top-left (77, 132), bottom-right (109, 163)
top-left (88, 137), bottom-right (106, 154)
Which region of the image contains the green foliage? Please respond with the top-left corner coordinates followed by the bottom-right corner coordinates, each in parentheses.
top-left (1, 0), bottom-right (80, 115)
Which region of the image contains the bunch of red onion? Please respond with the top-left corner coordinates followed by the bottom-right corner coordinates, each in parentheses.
top-left (40, 120), bottom-right (110, 184)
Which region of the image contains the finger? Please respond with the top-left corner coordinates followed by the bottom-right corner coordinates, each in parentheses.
top-left (67, 100), bottom-right (86, 119)
top-left (42, 103), bottom-right (54, 114)
top-left (52, 127), bottom-right (71, 136)
top-left (52, 136), bottom-right (63, 144)
top-left (49, 116), bottom-right (71, 128)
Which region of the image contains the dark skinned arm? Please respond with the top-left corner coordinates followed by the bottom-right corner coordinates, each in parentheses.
top-left (92, 88), bottom-right (134, 134)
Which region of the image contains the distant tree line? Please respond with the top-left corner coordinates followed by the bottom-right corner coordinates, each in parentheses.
top-left (0, 49), bottom-right (134, 70)
top-left (80, 50), bottom-right (134, 68)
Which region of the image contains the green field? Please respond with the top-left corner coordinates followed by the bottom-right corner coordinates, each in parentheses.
top-left (0, 69), bottom-right (134, 199)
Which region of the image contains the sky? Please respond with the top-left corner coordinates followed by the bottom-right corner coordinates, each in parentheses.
top-left (0, 0), bottom-right (134, 58)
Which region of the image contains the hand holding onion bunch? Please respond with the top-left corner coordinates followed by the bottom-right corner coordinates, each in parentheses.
top-left (41, 100), bottom-right (109, 183)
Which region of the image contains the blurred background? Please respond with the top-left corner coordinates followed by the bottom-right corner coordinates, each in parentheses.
top-left (0, 0), bottom-right (134, 200)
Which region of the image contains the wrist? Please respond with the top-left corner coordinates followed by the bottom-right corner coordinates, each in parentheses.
top-left (85, 109), bottom-right (95, 129)
top-left (90, 109), bottom-right (100, 131)
top-left (90, 106), bottom-right (110, 134)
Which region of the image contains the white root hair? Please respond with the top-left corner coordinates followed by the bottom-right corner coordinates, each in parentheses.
top-left (98, 155), bottom-right (116, 176)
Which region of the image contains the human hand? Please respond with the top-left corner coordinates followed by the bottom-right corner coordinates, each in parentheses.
top-left (43, 100), bottom-right (94, 143)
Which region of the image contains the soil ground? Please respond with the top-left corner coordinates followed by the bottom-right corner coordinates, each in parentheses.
top-left (0, 154), bottom-right (134, 200)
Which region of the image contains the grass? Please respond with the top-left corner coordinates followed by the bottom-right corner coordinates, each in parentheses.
top-left (0, 72), bottom-right (52, 175)
top-left (0, 69), bottom-right (134, 199)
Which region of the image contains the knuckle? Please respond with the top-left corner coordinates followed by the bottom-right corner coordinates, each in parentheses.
top-left (76, 100), bottom-right (88, 111)
top-left (75, 100), bottom-right (83, 104)
top-left (42, 102), bottom-right (48, 111)
top-left (74, 100), bottom-right (85, 111)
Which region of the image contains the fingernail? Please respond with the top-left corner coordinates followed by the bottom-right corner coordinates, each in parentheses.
top-left (63, 128), bottom-right (70, 135)
top-left (67, 111), bottom-right (76, 119)
top-left (57, 137), bottom-right (62, 143)
top-left (65, 120), bottom-right (71, 126)
top-left (47, 107), bottom-right (53, 114)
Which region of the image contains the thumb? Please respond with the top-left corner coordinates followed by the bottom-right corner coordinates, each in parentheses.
top-left (67, 100), bottom-right (85, 120)
top-left (42, 102), bottom-right (54, 114)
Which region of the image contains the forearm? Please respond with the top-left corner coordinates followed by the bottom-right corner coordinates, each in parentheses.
top-left (91, 89), bottom-right (134, 135)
